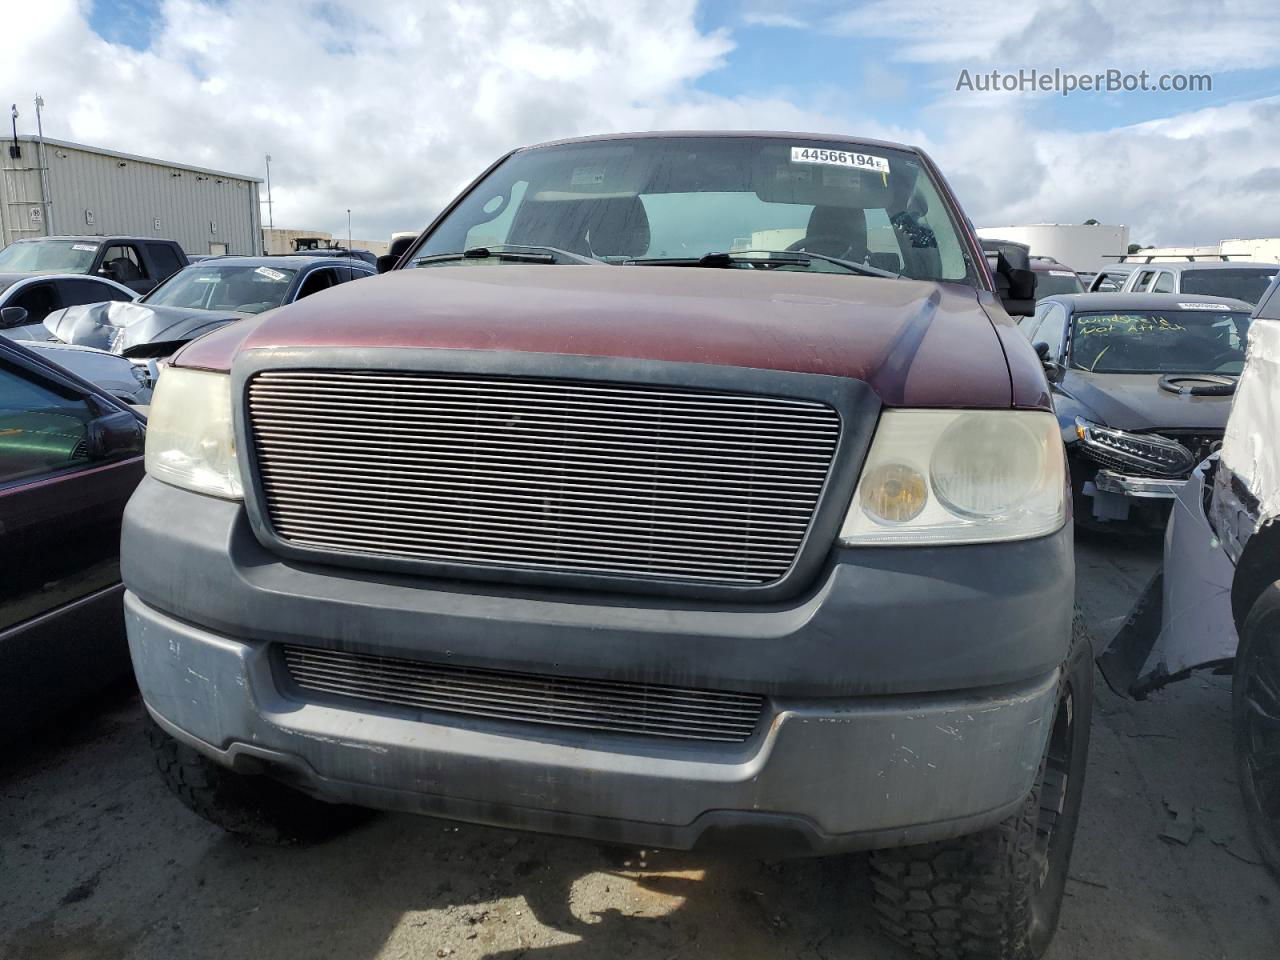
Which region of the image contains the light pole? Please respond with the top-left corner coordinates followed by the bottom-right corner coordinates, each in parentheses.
top-left (347, 208), bottom-right (352, 251)
top-left (34, 94), bottom-right (51, 234)
top-left (263, 153), bottom-right (274, 230)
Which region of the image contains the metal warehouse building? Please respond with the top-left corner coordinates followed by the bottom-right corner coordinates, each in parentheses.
top-left (1, 136), bottom-right (262, 257)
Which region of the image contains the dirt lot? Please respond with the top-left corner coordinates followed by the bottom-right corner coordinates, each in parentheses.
top-left (2, 534), bottom-right (1277, 960)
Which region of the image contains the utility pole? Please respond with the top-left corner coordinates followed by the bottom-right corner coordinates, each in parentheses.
top-left (347, 208), bottom-right (352, 251)
top-left (263, 153), bottom-right (274, 229)
top-left (34, 94), bottom-right (51, 234)
top-left (9, 104), bottom-right (19, 159)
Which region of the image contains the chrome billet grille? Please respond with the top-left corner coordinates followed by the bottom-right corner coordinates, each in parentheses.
top-left (247, 371), bottom-right (840, 585)
top-left (281, 645), bottom-right (765, 742)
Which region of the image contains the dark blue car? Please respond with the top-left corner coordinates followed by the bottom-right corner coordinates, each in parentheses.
top-left (1020, 292), bottom-right (1251, 529)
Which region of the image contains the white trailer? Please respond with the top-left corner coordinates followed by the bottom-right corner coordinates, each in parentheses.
top-left (975, 223), bottom-right (1129, 274)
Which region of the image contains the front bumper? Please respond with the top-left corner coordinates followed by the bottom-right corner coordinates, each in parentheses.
top-left (1098, 460), bottom-right (1239, 696)
top-left (123, 477), bottom-right (1072, 854)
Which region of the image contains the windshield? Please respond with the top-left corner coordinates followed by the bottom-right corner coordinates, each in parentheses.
top-left (411, 137), bottom-right (975, 283)
top-left (1070, 309), bottom-right (1251, 374)
top-left (142, 264), bottom-right (298, 313)
top-left (1180, 267), bottom-right (1277, 304)
top-left (0, 239), bottom-right (97, 274)
top-left (1035, 270), bottom-right (1084, 298)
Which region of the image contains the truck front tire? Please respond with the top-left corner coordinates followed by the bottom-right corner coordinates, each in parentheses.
top-left (145, 714), bottom-right (366, 844)
top-left (868, 615), bottom-right (1093, 960)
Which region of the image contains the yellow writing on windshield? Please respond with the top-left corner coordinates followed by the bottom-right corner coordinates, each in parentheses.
top-left (1077, 313), bottom-right (1187, 337)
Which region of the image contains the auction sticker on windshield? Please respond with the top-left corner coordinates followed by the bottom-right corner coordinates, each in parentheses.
top-left (791, 146), bottom-right (889, 173)
top-left (254, 266), bottom-right (287, 281)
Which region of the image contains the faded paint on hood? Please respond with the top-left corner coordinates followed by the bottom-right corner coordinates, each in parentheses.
top-left (177, 266), bottom-right (1021, 409)
top-left (45, 301), bottom-right (248, 356)
top-left (1061, 371), bottom-right (1235, 432)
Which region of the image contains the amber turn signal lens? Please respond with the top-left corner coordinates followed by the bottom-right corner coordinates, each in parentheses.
top-left (859, 462), bottom-right (928, 524)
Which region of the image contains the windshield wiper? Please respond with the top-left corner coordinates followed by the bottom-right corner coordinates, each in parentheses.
top-left (625, 249), bottom-right (901, 278)
top-left (412, 244), bottom-right (606, 267)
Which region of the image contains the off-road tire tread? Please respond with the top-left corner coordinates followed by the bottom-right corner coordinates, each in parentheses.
top-left (869, 772), bottom-right (1041, 960)
top-left (867, 612), bottom-right (1092, 960)
top-left (146, 716), bottom-right (364, 844)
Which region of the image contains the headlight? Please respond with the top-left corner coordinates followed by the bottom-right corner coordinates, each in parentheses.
top-left (839, 410), bottom-right (1066, 546)
top-left (143, 367), bottom-right (243, 499)
top-left (1073, 418), bottom-right (1194, 476)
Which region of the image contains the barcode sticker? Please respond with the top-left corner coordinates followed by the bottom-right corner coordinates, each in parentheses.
top-left (791, 146), bottom-right (890, 174)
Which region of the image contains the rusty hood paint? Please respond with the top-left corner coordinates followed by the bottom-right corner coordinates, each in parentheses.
top-left (174, 264), bottom-right (1017, 409)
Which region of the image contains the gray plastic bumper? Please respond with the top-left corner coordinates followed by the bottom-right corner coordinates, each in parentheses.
top-left (129, 593), bottom-right (1059, 853)
top-left (123, 477), bottom-right (1072, 853)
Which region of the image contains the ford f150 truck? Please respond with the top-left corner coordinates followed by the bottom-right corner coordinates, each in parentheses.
top-left (125, 132), bottom-right (1087, 960)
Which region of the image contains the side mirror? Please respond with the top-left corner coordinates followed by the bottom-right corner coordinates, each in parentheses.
top-left (1034, 341), bottom-right (1064, 383)
top-left (0, 305), bottom-right (29, 329)
top-left (86, 410), bottom-right (145, 460)
top-left (378, 235), bottom-right (417, 273)
top-left (993, 252), bottom-right (1037, 316)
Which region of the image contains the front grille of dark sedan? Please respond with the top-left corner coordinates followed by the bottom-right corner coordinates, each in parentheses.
top-left (246, 370), bottom-right (841, 587)
top-left (281, 645), bottom-right (766, 743)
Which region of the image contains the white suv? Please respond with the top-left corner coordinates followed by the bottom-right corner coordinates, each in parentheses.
top-left (1120, 259), bottom-right (1277, 304)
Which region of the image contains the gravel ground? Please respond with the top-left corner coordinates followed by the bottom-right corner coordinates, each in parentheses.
top-left (2, 532), bottom-right (1277, 960)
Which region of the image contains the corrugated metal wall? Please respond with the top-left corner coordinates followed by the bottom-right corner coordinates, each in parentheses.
top-left (1, 138), bottom-right (261, 258)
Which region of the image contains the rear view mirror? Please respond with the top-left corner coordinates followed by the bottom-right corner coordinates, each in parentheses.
top-left (86, 410), bottom-right (144, 460)
top-left (994, 252), bottom-right (1037, 316)
top-left (0, 306), bottom-right (29, 329)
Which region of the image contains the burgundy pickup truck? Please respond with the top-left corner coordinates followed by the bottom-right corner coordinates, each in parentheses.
top-left (124, 132), bottom-right (1087, 960)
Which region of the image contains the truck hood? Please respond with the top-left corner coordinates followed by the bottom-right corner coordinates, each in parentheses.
top-left (1061, 370), bottom-right (1235, 432)
top-left (45, 301), bottom-right (248, 356)
top-left (175, 265), bottom-right (1017, 408)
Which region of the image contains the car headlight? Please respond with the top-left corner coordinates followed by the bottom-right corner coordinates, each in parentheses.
top-left (839, 410), bottom-right (1066, 546)
top-left (129, 361), bottom-right (150, 390)
top-left (1073, 417), bottom-right (1194, 476)
top-left (144, 367), bottom-right (243, 499)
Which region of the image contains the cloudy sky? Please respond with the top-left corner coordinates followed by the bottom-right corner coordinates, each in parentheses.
top-left (4, 0), bottom-right (1280, 245)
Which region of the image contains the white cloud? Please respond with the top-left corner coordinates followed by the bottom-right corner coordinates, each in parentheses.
top-left (3, 0), bottom-right (787, 239)
top-left (832, 0), bottom-right (1280, 74)
top-left (929, 96), bottom-right (1280, 245)
top-left (2, 0), bottom-right (1279, 249)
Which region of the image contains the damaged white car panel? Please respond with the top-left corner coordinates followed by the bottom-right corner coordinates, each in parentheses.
top-left (42, 299), bottom-right (248, 358)
top-left (1101, 302), bottom-right (1280, 696)
top-left (1221, 316), bottom-right (1280, 520)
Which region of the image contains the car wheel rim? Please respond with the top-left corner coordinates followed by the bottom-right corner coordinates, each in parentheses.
top-left (1243, 631), bottom-right (1280, 834)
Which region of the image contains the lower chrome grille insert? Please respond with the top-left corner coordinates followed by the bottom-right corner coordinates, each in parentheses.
top-left (281, 645), bottom-right (766, 743)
